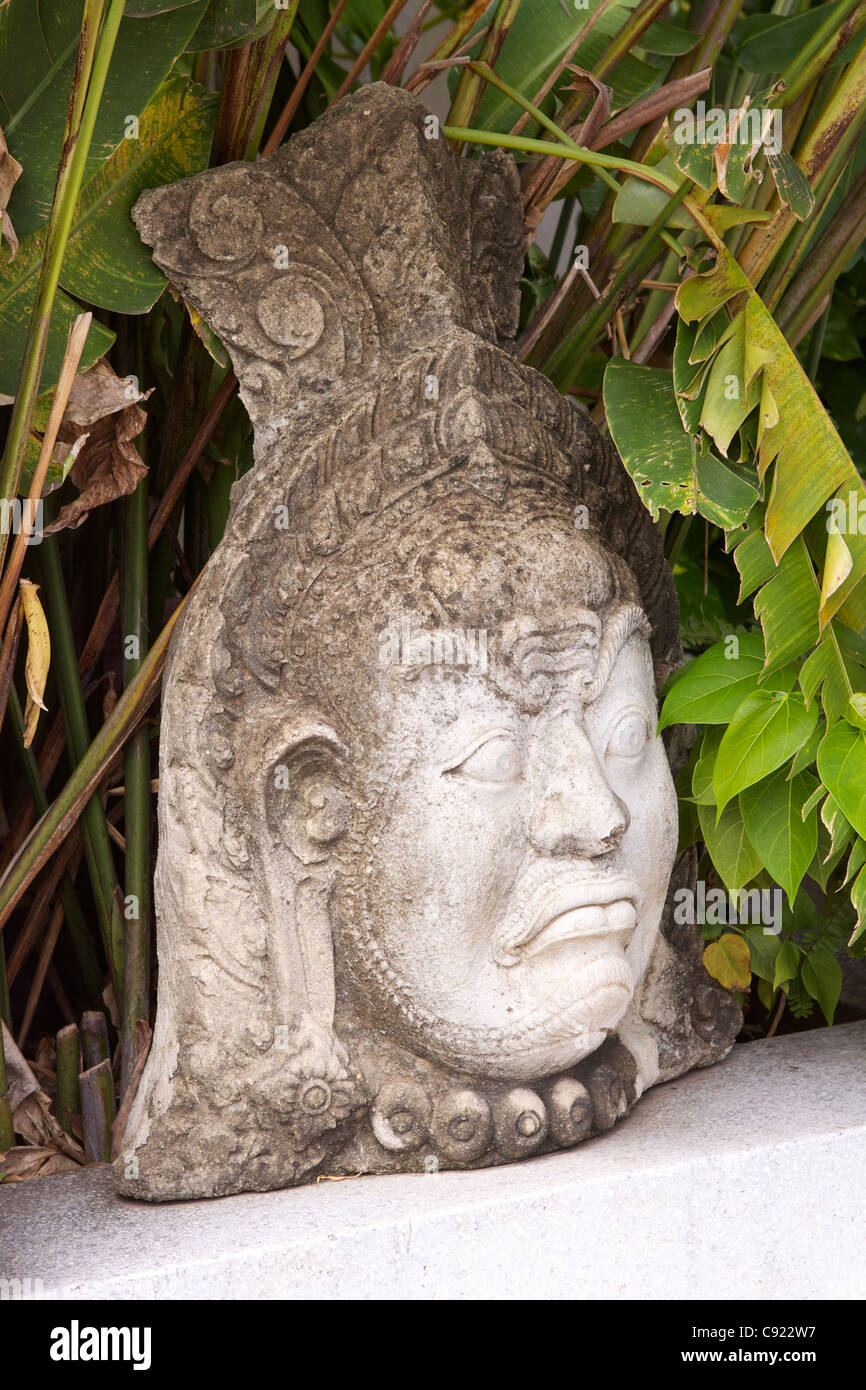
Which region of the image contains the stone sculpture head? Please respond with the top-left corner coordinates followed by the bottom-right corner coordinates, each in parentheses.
top-left (117, 85), bottom-right (740, 1200)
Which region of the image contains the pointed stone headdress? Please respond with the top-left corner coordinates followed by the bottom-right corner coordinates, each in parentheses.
top-left (115, 85), bottom-right (738, 1200)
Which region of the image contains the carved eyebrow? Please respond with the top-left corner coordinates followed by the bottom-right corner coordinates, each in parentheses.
top-left (500, 611), bottom-right (601, 683)
top-left (580, 604), bottom-right (652, 705)
top-left (499, 603), bottom-right (650, 705)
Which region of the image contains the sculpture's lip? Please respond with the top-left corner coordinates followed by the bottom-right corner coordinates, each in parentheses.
top-left (516, 876), bottom-right (641, 958)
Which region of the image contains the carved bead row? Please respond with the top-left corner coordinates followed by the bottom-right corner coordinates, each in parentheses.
top-left (370, 1076), bottom-right (594, 1164)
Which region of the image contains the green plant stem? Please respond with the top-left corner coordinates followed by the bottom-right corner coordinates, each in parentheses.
top-left (6, 685), bottom-right (103, 1007)
top-left (740, 30), bottom-right (866, 284)
top-left (761, 119), bottom-right (866, 308)
top-left (780, 0), bottom-right (866, 108)
top-left (121, 473), bottom-right (150, 1097)
top-left (80, 1057), bottom-right (114, 1163)
top-left (55, 1022), bottom-right (81, 1136)
top-left (630, 244), bottom-right (682, 352)
top-left (777, 167), bottom-right (866, 340)
top-left (0, 585), bottom-right (191, 934)
top-left (632, 0), bottom-right (746, 163)
top-left (446, 0), bottom-right (522, 147)
top-left (441, 126), bottom-right (722, 249)
top-left (549, 183), bottom-right (692, 388)
top-left (689, 0), bottom-right (748, 72)
top-left (0, 1101), bottom-right (12, 1151)
top-left (332, 0), bottom-right (412, 102)
top-left (210, 2), bottom-right (299, 164)
top-left (595, 0), bottom-right (672, 76)
top-left (38, 527), bottom-right (123, 1000)
top-left (466, 61), bottom-right (619, 193)
top-left (420, 0), bottom-right (489, 61)
top-left (660, 229), bottom-right (689, 258)
top-left (0, 0), bottom-right (125, 574)
top-left (406, 0), bottom-right (490, 92)
top-left (263, 0), bottom-right (349, 153)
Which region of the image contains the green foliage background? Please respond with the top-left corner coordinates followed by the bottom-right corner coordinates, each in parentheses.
top-left (1, 0), bottom-right (865, 1159)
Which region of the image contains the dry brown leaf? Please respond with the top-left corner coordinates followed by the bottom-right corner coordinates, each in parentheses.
top-left (2, 1022), bottom-right (84, 1163)
top-left (33, 1036), bottom-right (56, 1076)
top-left (593, 68), bottom-right (712, 152)
top-left (0, 124), bottom-right (22, 259)
top-left (562, 66), bottom-right (612, 147)
top-left (0, 1144), bottom-right (81, 1180)
top-left (522, 68), bottom-right (612, 243)
top-left (44, 360), bottom-right (152, 534)
top-left (102, 979), bottom-right (121, 1030)
top-left (111, 1019), bottom-right (152, 1156)
top-left (102, 669), bottom-right (118, 722)
top-left (1, 1019), bottom-right (40, 1111)
top-left (12, 1091), bottom-right (83, 1160)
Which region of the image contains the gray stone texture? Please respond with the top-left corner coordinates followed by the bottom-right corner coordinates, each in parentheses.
top-left (116, 83), bottom-right (739, 1201)
top-left (4, 1023), bottom-right (864, 1299)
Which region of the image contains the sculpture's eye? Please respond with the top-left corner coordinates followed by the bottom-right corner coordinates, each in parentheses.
top-left (446, 734), bottom-right (522, 784)
top-left (605, 709), bottom-right (650, 760)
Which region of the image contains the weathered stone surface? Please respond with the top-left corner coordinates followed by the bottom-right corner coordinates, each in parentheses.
top-left (117, 83), bottom-right (739, 1201)
top-left (9, 1024), bottom-right (865, 1298)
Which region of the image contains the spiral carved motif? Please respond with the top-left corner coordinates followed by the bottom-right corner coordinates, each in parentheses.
top-left (256, 283), bottom-right (326, 357)
top-left (189, 177), bottom-right (263, 267)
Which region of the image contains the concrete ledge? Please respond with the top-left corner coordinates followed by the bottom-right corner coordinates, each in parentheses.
top-left (2, 1022), bottom-right (865, 1300)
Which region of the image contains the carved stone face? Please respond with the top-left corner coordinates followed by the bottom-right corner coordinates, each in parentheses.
top-left (328, 520), bottom-right (679, 1081)
top-left (115, 82), bottom-right (742, 1201)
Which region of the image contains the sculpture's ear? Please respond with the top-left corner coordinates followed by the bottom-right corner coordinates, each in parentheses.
top-left (264, 727), bottom-right (353, 867)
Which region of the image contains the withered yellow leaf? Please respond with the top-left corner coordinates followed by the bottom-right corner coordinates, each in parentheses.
top-left (703, 932), bottom-right (751, 991)
top-left (19, 578), bottom-right (50, 747)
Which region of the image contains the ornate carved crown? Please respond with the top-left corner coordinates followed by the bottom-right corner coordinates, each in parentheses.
top-left (110, 83), bottom-right (745, 1206)
top-left (133, 84), bottom-right (525, 454)
top-left (133, 84), bottom-right (681, 689)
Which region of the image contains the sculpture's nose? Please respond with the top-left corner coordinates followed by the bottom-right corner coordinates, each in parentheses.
top-left (529, 713), bottom-right (630, 859)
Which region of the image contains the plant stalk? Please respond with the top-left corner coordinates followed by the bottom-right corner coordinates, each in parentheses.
top-left (210, 2), bottom-right (299, 164)
top-left (38, 524), bottom-right (124, 999)
top-left (81, 1008), bottom-right (110, 1069)
top-left (6, 686), bottom-right (103, 1006)
top-left (446, 0), bottom-right (523, 147)
top-left (0, 0), bottom-right (126, 573)
top-left (0, 582), bottom-right (193, 934)
top-left (55, 1022), bottom-right (82, 1136)
top-left (121, 471), bottom-right (150, 1096)
top-left (80, 1057), bottom-right (114, 1163)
